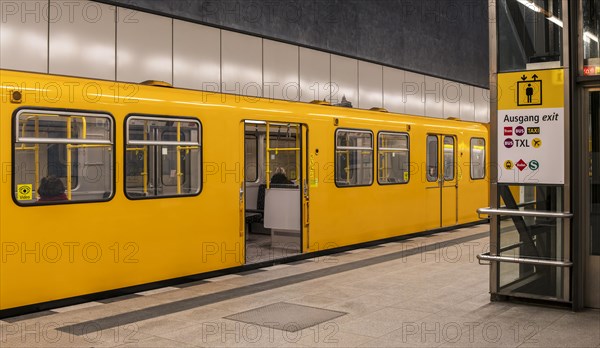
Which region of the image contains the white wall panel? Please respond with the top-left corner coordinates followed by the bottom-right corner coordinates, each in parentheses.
top-left (299, 48), bottom-right (330, 103)
top-left (460, 84), bottom-right (475, 121)
top-left (49, 1), bottom-right (115, 80)
top-left (0, 0), bottom-right (48, 72)
top-left (173, 20), bottom-right (220, 91)
top-left (358, 61), bottom-right (383, 109)
top-left (263, 39), bottom-right (298, 101)
top-left (474, 87), bottom-right (490, 123)
top-left (443, 80), bottom-right (461, 119)
top-left (424, 76), bottom-right (443, 118)
top-left (330, 55), bottom-right (357, 106)
top-left (221, 31), bottom-right (262, 97)
top-left (404, 71), bottom-right (425, 116)
top-left (117, 9), bottom-right (172, 84)
top-left (383, 67), bottom-right (405, 114)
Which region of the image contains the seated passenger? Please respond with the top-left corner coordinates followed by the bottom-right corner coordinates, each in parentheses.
top-left (270, 167), bottom-right (293, 185)
top-left (38, 176), bottom-right (68, 202)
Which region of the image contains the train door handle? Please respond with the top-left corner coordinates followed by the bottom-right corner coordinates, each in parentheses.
top-left (303, 201), bottom-right (309, 226)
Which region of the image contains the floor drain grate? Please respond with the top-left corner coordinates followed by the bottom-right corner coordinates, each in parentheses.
top-left (224, 302), bottom-right (347, 332)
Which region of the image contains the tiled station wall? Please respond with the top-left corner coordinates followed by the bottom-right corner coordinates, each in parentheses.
top-left (0, 0), bottom-right (490, 122)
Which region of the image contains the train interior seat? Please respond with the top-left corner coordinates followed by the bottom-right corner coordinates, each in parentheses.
top-left (245, 184), bottom-right (266, 234)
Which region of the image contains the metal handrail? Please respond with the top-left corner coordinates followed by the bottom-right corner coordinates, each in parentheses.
top-left (477, 252), bottom-right (573, 267)
top-left (477, 207), bottom-right (573, 219)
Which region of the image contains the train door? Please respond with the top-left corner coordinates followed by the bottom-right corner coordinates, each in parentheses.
top-left (585, 89), bottom-right (600, 309)
top-left (425, 134), bottom-right (458, 229)
top-left (242, 120), bottom-right (305, 264)
top-left (441, 135), bottom-right (458, 227)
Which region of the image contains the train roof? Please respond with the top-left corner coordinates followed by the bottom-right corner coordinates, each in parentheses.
top-left (1, 69), bottom-right (488, 132)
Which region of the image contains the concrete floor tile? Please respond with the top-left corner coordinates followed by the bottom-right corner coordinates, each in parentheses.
top-left (494, 304), bottom-right (567, 329)
top-left (158, 319), bottom-right (307, 347)
top-left (307, 285), bottom-right (372, 301)
top-left (162, 306), bottom-right (236, 324)
top-left (154, 320), bottom-right (228, 345)
top-left (134, 316), bottom-right (198, 337)
top-left (363, 307), bottom-right (432, 323)
top-left (206, 274), bottom-right (243, 282)
top-left (295, 324), bottom-right (373, 347)
top-left (338, 317), bottom-right (406, 338)
top-left (0, 326), bottom-right (152, 348)
top-left (439, 301), bottom-right (513, 321)
top-left (52, 301), bottom-right (104, 313)
top-left (339, 293), bottom-right (404, 309)
top-left (323, 300), bottom-right (385, 324)
top-left (342, 278), bottom-right (399, 291)
top-left (288, 295), bottom-right (341, 308)
top-left (435, 320), bottom-right (524, 348)
top-left (391, 298), bottom-right (455, 314)
top-left (115, 334), bottom-right (196, 347)
top-left (358, 325), bottom-right (444, 347)
top-left (517, 310), bottom-right (600, 348)
top-left (205, 293), bottom-right (289, 313)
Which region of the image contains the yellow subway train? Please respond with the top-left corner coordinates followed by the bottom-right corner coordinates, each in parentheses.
top-left (0, 70), bottom-right (489, 316)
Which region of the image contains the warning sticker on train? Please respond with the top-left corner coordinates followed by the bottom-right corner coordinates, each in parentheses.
top-left (497, 68), bottom-right (565, 184)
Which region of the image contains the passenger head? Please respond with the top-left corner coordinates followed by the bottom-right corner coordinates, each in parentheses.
top-left (271, 167), bottom-right (292, 185)
top-left (38, 176), bottom-right (66, 200)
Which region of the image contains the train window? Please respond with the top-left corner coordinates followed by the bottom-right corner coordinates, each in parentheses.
top-left (378, 132), bottom-right (409, 184)
top-left (335, 129), bottom-right (373, 187)
top-left (444, 137), bottom-right (455, 181)
top-left (160, 130), bottom-right (187, 187)
top-left (13, 109), bottom-right (114, 205)
top-left (245, 135), bottom-right (258, 182)
top-left (267, 133), bottom-right (298, 180)
top-left (125, 116), bottom-right (201, 199)
top-left (426, 135), bottom-right (438, 182)
top-left (471, 138), bottom-right (486, 180)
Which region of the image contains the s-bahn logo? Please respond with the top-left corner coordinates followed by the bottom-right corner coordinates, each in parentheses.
top-left (529, 160), bottom-right (540, 170)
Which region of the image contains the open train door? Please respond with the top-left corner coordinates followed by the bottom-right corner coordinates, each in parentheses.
top-left (243, 120), bottom-right (304, 264)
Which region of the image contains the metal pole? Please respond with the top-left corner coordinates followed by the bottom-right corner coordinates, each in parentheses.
top-left (489, 0), bottom-right (500, 297)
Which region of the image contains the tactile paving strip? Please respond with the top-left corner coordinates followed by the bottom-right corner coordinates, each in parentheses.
top-left (224, 302), bottom-right (347, 332)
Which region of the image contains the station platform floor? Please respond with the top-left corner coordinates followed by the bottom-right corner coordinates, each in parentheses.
top-left (1, 224), bottom-right (599, 348)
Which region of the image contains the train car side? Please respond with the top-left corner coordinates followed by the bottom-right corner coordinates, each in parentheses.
top-left (0, 70), bottom-right (488, 313)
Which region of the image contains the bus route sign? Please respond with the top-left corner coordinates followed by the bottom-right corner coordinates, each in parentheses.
top-left (497, 68), bottom-right (565, 184)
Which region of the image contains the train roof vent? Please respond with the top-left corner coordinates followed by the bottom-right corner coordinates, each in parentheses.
top-left (141, 80), bottom-right (173, 87)
top-left (310, 99), bottom-right (331, 106)
top-left (370, 107), bottom-right (389, 112)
